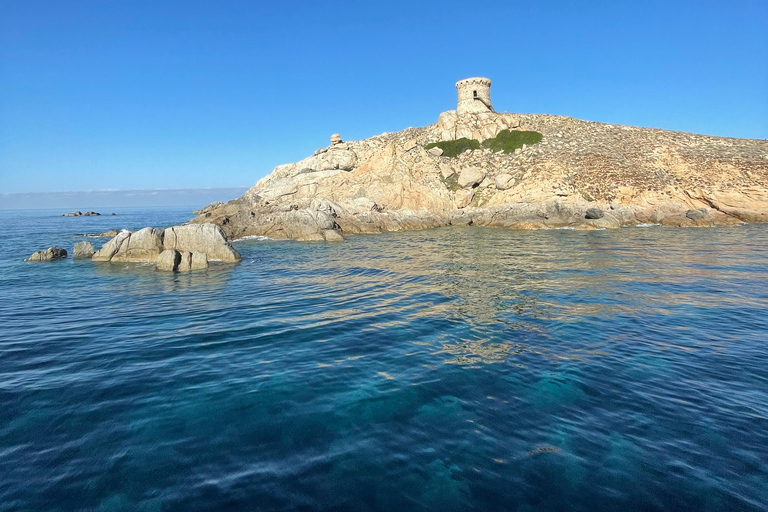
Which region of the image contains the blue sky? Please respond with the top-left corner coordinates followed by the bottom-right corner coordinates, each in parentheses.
top-left (1, 0), bottom-right (766, 195)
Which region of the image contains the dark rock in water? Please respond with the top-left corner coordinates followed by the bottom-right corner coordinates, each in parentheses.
top-left (585, 208), bottom-right (604, 220)
top-left (97, 230), bottom-right (120, 237)
top-left (110, 213), bottom-right (116, 216)
top-left (26, 247), bottom-right (67, 261)
top-left (62, 210), bottom-right (100, 217)
top-left (73, 241), bottom-right (95, 259)
top-left (686, 208), bottom-right (709, 220)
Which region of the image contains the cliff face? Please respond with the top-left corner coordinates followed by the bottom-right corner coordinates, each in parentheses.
top-left (191, 111), bottom-right (768, 241)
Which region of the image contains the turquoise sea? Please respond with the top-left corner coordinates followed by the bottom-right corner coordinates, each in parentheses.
top-left (1, 207), bottom-right (767, 511)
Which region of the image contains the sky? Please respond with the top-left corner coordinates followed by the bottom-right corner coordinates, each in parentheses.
top-left (1, 0), bottom-right (767, 199)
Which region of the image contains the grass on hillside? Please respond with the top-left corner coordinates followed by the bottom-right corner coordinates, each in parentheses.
top-left (425, 130), bottom-right (543, 158)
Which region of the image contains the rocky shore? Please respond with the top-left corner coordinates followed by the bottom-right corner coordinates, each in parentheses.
top-left (26, 223), bottom-right (241, 271)
top-left (189, 109), bottom-right (768, 242)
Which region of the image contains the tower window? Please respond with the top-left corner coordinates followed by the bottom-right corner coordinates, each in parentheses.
top-left (473, 91), bottom-right (477, 97)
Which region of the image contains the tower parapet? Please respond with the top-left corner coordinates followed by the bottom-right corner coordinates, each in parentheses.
top-left (456, 77), bottom-right (493, 114)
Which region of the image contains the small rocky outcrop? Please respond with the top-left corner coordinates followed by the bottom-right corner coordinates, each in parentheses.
top-left (73, 241), bottom-right (95, 259)
top-left (26, 247), bottom-right (67, 261)
top-left (162, 224), bottom-right (240, 261)
top-left (62, 211), bottom-right (100, 217)
top-left (92, 227), bottom-right (164, 263)
top-left (92, 223), bottom-right (239, 270)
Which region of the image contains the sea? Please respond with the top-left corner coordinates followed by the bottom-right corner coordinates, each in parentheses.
top-left (1, 207), bottom-right (767, 512)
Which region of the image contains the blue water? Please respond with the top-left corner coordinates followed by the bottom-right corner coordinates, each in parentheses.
top-left (1, 207), bottom-right (767, 512)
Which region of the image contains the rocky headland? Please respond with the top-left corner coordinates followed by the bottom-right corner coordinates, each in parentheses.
top-left (190, 79), bottom-right (768, 242)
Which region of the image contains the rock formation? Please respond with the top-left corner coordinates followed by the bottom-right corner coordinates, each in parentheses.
top-left (189, 114), bottom-right (767, 241)
top-left (26, 247), bottom-right (67, 261)
top-left (73, 241), bottom-right (95, 259)
top-left (178, 78), bottom-right (767, 241)
top-left (62, 211), bottom-right (101, 217)
top-left (92, 223), bottom-right (239, 271)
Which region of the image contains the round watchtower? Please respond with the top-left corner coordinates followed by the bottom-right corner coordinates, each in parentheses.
top-left (456, 77), bottom-right (493, 114)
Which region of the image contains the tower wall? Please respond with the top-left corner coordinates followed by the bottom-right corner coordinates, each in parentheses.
top-left (456, 77), bottom-right (493, 114)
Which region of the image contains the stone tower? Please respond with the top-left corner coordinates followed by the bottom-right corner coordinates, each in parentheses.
top-left (456, 77), bottom-right (493, 114)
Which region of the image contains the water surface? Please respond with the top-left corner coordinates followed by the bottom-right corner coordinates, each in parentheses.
top-left (1, 208), bottom-right (767, 511)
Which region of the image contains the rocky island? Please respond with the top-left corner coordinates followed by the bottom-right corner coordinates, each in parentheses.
top-left (189, 77), bottom-right (768, 242)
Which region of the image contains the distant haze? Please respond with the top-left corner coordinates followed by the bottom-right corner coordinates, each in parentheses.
top-left (0, 188), bottom-right (249, 211)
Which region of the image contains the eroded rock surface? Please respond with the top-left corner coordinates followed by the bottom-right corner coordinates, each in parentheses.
top-left (92, 223), bottom-right (239, 270)
top-left (73, 241), bottom-right (95, 259)
top-left (187, 110), bottom-right (768, 241)
top-left (26, 247), bottom-right (67, 261)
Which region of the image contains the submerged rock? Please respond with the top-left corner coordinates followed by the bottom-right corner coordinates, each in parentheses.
top-left (26, 247), bottom-right (67, 261)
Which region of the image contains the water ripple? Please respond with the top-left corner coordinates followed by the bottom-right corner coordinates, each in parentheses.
top-left (1, 209), bottom-right (767, 511)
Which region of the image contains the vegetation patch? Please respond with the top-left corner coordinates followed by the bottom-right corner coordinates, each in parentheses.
top-left (483, 130), bottom-right (543, 153)
top-left (426, 130), bottom-right (543, 158)
top-left (425, 137), bottom-right (481, 158)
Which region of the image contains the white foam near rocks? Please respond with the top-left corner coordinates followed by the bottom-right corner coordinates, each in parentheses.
top-left (233, 235), bottom-right (276, 242)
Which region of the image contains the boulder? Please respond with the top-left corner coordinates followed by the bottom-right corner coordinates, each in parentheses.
top-left (495, 173), bottom-right (514, 190)
top-left (162, 223), bottom-right (241, 262)
top-left (317, 148), bottom-right (357, 171)
top-left (428, 147), bottom-right (444, 157)
top-left (156, 250), bottom-right (181, 272)
top-left (331, 133), bottom-right (343, 145)
top-left (62, 211), bottom-right (82, 217)
top-left (109, 227), bottom-right (164, 263)
top-left (457, 167), bottom-right (486, 188)
top-left (73, 241), bottom-right (95, 259)
top-left (439, 163), bottom-right (455, 179)
top-left (26, 247), bottom-right (67, 261)
top-left (585, 208), bottom-right (605, 219)
top-left (455, 189), bottom-right (475, 208)
top-left (177, 252), bottom-right (193, 272)
top-left (83, 211), bottom-right (100, 216)
top-left (191, 251), bottom-right (209, 270)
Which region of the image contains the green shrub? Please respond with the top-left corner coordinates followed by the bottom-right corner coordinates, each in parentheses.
top-left (482, 130), bottom-right (543, 153)
top-left (424, 138), bottom-right (481, 158)
top-left (426, 130), bottom-right (543, 158)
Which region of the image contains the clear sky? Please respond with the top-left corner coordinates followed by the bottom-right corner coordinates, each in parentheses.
top-left (1, 0), bottom-right (766, 195)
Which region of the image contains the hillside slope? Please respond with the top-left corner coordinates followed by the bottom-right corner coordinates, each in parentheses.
top-left (191, 110), bottom-right (768, 241)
